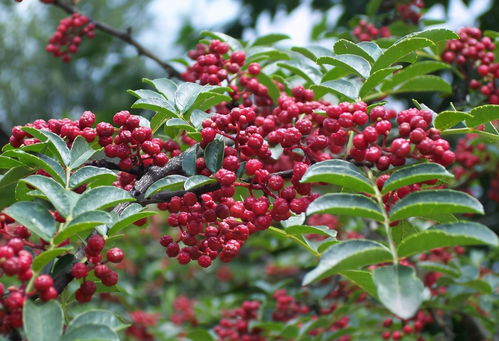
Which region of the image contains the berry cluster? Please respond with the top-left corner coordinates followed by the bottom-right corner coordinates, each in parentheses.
top-left (0, 215), bottom-right (58, 334)
top-left (396, 0), bottom-right (425, 24)
top-left (170, 296), bottom-right (198, 326)
top-left (271, 289), bottom-right (309, 321)
top-left (442, 27), bottom-right (498, 104)
top-left (70, 235), bottom-right (124, 303)
top-left (126, 311), bottom-right (158, 341)
top-left (380, 310), bottom-right (434, 340)
top-left (353, 20), bottom-right (391, 41)
top-left (46, 13), bottom-right (95, 62)
top-left (214, 300), bottom-right (264, 341)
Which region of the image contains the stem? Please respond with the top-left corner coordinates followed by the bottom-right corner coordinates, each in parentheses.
top-left (268, 226), bottom-right (320, 258)
top-left (367, 169), bottom-right (398, 264)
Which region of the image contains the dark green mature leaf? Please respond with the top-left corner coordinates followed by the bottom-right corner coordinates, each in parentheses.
top-left (72, 186), bottom-right (133, 216)
top-left (175, 82), bottom-right (206, 113)
top-left (307, 193), bottom-right (385, 221)
top-left (184, 175), bottom-right (216, 190)
top-left (251, 33), bottom-right (290, 46)
top-left (204, 139), bottom-right (225, 173)
top-left (419, 261), bottom-right (460, 277)
top-left (182, 145), bottom-right (198, 176)
top-left (465, 105), bottom-right (499, 127)
top-left (186, 330), bottom-right (215, 341)
top-left (277, 60), bottom-right (322, 84)
top-left (389, 189), bottom-right (484, 221)
top-left (434, 110), bottom-right (472, 130)
top-left (61, 325), bottom-right (119, 341)
top-left (397, 222), bottom-right (498, 257)
top-left (321, 67), bottom-right (352, 82)
top-left (23, 300), bottom-right (63, 341)
top-left (317, 55), bottom-right (371, 79)
top-left (359, 66), bottom-right (401, 98)
top-left (334, 39), bottom-right (376, 64)
top-left (366, 0), bottom-right (382, 17)
top-left (358, 42), bottom-right (383, 61)
top-left (68, 310), bottom-right (127, 332)
top-left (69, 166), bottom-right (117, 189)
top-left (5, 201), bottom-right (56, 241)
top-left (3, 151), bottom-right (65, 184)
top-left (301, 159), bottom-right (374, 194)
top-left (22, 128), bottom-right (71, 166)
top-left (311, 79), bottom-right (359, 102)
top-left (381, 162), bottom-right (453, 194)
top-left (257, 72), bottom-right (281, 102)
top-left (127, 89), bottom-right (164, 99)
top-left (381, 61), bottom-right (450, 91)
top-left (391, 221), bottom-right (420, 245)
top-left (371, 37), bottom-right (434, 72)
top-left (373, 265), bottom-right (424, 319)
top-left (54, 211), bottom-right (113, 244)
top-left (0, 166), bottom-right (33, 191)
top-left (21, 175), bottom-right (70, 217)
top-left (144, 175), bottom-right (187, 198)
top-left (69, 136), bottom-right (96, 169)
top-left (340, 270), bottom-right (378, 298)
top-left (108, 203), bottom-right (157, 235)
top-left (392, 75), bottom-right (451, 95)
top-left (291, 46), bottom-right (332, 62)
top-left (0, 155), bottom-right (24, 168)
top-left (133, 97), bottom-right (177, 133)
top-left (32, 247), bottom-right (72, 272)
top-left (303, 240), bottom-right (392, 285)
top-left (458, 279), bottom-right (493, 294)
top-left (143, 77), bottom-right (177, 99)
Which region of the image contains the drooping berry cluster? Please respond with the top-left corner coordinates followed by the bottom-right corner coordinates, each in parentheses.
top-left (380, 311), bottom-right (433, 340)
top-left (353, 20), bottom-right (391, 41)
top-left (0, 215), bottom-right (58, 334)
top-left (442, 27), bottom-right (498, 104)
top-left (396, 0), bottom-right (425, 24)
top-left (46, 13), bottom-right (95, 62)
top-left (70, 235), bottom-right (124, 303)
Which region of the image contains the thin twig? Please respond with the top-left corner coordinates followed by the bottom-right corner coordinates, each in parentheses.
top-left (51, 0), bottom-right (181, 78)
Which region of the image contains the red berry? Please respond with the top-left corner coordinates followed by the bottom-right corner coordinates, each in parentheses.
top-left (106, 248), bottom-right (124, 263)
top-left (34, 275), bottom-right (54, 292)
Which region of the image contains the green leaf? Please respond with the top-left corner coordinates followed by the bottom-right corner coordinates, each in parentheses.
top-left (68, 310), bottom-right (127, 332)
top-left (127, 89), bottom-right (164, 99)
top-left (301, 159), bottom-right (374, 194)
top-left (389, 189), bottom-right (484, 221)
top-left (190, 110), bottom-right (214, 130)
top-left (392, 75), bottom-right (451, 95)
top-left (317, 55), bottom-right (371, 79)
top-left (373, 265), bottom-right (424, 319)
top-left (397, 221), bottom-right (498, 258)
top-left (311, 79), bottom-right (359, 102)
top-left (23, 300), bottom-right (63, 341)
top-left (371, 37), bottom-right (434, 72)
top-left (251, 33), bottom-right (290, 46)
top-left (132, 97), bottom-right (177, 133)
top-left (366, 0), bottom-right (382, 17)
top-left (277, 60), bottom-right (321, 84)
top-left (184, 175), bottom-right (216, 190)
top-left (0, 155), bottom-right (24, 168)
top-left (381, 162), bottom-right (454, 194)
top-left (185, 330), bottom-right (215, 341)
top-left (358, 42), bottom-right (383, 61)
top-left (465, 105), bottom-right (499, 127)
top-left (340, 270), bottom-right (378, 298)
top-left (307, 193), bottom-right (385, 222)
top-left (3, 150), bottom-right (65, 184)
top-left (359, 66), bottom-right (401, 98)
top-left (144, 175), bottom-right (187, 198)
top-left (381, 61), bottom-right (451, 91)
top-left (182, 145), bottom-right (198, 176)
top-left (22, 128), bottom-right (71, 166)
top-left (69, 136), bottom-right (96, 169)
top-left (419, 261), bottom-right (460, 277)
top-left (0, 166), bottom-right (33, 191)
top-left (61, 324), bottom-right (119, 341)
top-left (72, 186), bottom-right (134, 216)
top-left (69, 166), bottom-right (117, 189)
top-left (434, 110), bottom-right (472, 130)
top-left (333, 39), bottom-right (376, 64)
top-left (457, 279), bottom-right (493, 294)
top-left (391, 221), bottom-right (420, 245)
top-left (303, 240), bottom-right (392, 285)
top-left (21, 175), bottom-right (71, 217)
top-left (175, 82), bottom-right (204, 113)
top-left (108, 203), bottom-right (157, 235)
top-left (188, 91), bottom-right (231, 114)
top-left (256, 72), bottom-right (281, 102)
top-left (204, 139), bottom-right (225, 173)
top-left (54, 211), bottom-right (113, 244)
top-left (405, 28), bottom-right (459, 43)
top-left (285, 225), bottom-right (337, 239)
top-left (164, 118), bottom-right (197, 138)
top-left (143, 77), bottom-right (177, 99)
top-left (291, 46), bottom-right (332, 62)
top-left (5, 201), bottom-right (56, 241)
top-left (32, 247), bottom-right (72, 272)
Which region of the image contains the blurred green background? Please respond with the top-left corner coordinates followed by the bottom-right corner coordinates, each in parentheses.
top-left (1, 0), bottom-right (497, 144)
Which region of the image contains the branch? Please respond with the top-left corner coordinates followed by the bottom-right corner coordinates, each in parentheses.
top-left (88, 159), bottom-right (144, 177)
top-left (51, 0), bottom-right (181, 78)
